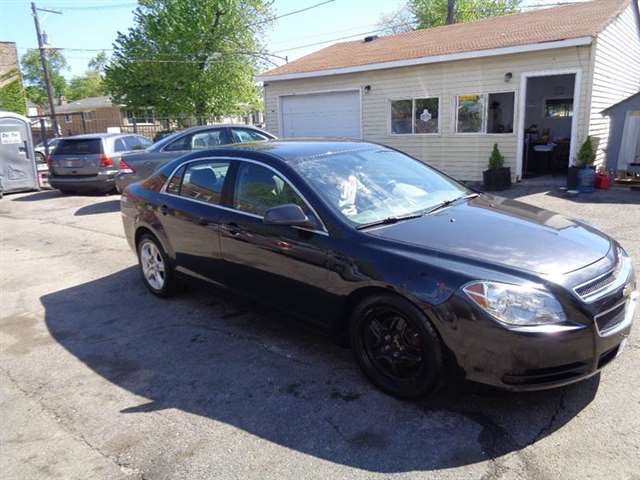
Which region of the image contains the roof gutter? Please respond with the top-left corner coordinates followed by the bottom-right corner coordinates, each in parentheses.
top-left (257, 36), bottom-right (593, 82)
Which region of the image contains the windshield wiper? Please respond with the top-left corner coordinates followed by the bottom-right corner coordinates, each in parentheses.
top-left (425, 193), bottom-right (480, 215)
top-left (356, 212), bottom-right (424, 230)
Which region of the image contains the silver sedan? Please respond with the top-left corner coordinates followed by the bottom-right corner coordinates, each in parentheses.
top-left (115, 124), bottom-right (276, 192)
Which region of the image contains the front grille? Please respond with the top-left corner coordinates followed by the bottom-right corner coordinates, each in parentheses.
top-left (575, 269), bottom-right (617, 298)
top-left (595, 302), bottom-right (626, 334)
top-left (573, 252), bottom-right (632, 303)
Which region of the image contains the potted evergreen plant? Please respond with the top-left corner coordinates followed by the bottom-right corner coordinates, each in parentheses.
top-left (576, 136), bottom-right (596, 193)
top-left (483, 143), bottom-right (511, 191)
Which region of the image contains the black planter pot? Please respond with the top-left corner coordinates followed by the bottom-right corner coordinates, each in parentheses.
top-left (567, 166), bottom-right (580, 190)
top-left (483, 167), bottom-right (511, 191)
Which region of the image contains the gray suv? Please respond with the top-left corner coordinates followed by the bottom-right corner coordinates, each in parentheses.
top-left (114, 125), bottom-right (275, 193)
top-left (48, 133), bottom-right (152, 194)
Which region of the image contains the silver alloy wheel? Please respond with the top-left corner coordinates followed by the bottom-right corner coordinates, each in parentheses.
top-left (140, 240), bottom-right (166, 290)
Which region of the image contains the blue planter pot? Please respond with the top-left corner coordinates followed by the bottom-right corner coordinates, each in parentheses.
top-left (577, 167), bottom-right (595, 193)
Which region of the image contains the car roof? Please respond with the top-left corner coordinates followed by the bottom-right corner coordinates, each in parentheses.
top-left (216, 139), bottom-right (379, 165)
top-left (61, 133), bottom-right (139, 140)
top-left (160, 139), bottom-right (381, 174)
top-left (149, 124), bottom-right (274, 151)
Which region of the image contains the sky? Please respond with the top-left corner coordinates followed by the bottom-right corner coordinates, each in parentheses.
top-left (0, 0), bottom-right (579, 80)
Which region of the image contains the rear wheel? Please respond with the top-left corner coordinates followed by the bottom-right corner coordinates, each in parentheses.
top-left (137, 234), bottom-right (177, 297)
top-left (58, 188), bottom-right (76, 195)
top-left (350, 293), bottom-right (443, 398)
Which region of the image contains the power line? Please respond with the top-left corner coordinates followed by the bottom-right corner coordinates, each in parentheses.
top-left (250, 0), bottom-right (336, 26)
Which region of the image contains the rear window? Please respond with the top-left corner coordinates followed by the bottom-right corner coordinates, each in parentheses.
top-left (55, 139), bottom-right (102, 155)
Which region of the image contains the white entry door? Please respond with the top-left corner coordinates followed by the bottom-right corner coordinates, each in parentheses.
top-left (618, 111), bottom-right (640, 169)
top-left (280, 91), bottom-right (361, 139)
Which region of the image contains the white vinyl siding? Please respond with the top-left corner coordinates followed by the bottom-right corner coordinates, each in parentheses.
top-left (588, 5), bottom-right (640, 167)
top-left (264, 46), bottom-right (592, 182)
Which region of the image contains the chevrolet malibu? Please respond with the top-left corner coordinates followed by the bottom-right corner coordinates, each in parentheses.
top-left (121, 140), bottom-right (637, 398)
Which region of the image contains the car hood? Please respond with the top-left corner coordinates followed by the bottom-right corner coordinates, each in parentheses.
top-left (367, 195), bottom-right (612, 275)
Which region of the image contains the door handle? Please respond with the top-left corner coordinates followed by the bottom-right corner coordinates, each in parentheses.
top-left (160, 204), bottom-right (170, 216)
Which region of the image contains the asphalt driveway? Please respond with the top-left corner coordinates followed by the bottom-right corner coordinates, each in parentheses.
top-left (1, 183), bottom-right (638, 480)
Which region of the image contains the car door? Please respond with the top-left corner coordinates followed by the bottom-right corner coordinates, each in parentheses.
top-left (219, 160), bottom-right (334, 324)
top-left (156, 158), bottom-right (232, 283)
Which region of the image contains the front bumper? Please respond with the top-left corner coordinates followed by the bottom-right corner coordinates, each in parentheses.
top-left (435, 286), bottom-right (636, 391)
top-left (50, 170), bottom-right (118, 193)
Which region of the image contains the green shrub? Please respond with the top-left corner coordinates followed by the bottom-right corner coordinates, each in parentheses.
top-left (488, 143), bottom-right (504, 170)
top-left (576, 136), bottom-right (596, 167)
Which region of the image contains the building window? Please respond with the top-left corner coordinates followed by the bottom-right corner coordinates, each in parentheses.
top-left (391, 98), bottom-right (439, 134)
top-left (545, 98), bottom-right (573, 118)
top-left (83, 111), bottom-right (96, 121)
top-left (64, 114), bottom-right (72, 123)
top-left (487, 92), bottom-right (515, 133)
top-left (456, 92), bottom-right (515, 134)
top-left (390, 100), bottom-right (412, 134)
top-left (456, 95), bottom-right (484, 133)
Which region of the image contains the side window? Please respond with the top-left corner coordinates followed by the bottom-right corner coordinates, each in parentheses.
top-left (233, 162), bottom-right (307, 217)
top-left (180, 161), bottom-right (230, 205)
top-left (191, 130), bottom-right (225, 150)
top-left (114, 138), bottom-right (128, 152)
top-left (164, 134), bottom-right (192, 152)
top-left (139, 136), bottom-right (152, 147)
top-left (166, 165), bottom-right (185, 195)
top-left (232, 128), bottom-right (270, 143)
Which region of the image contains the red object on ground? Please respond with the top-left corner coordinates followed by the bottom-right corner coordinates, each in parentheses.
top-left (594, 173), bottom-right (610, 190)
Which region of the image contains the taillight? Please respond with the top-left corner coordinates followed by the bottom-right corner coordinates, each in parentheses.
top-left (119, 158), bottom-right (134, 174)
top-left (46, 155), bottom-right (53, 169)
top-left (99, 153), bottom-right (113, 167)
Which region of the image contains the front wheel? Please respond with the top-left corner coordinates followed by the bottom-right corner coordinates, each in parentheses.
top-left (350, 294), bottom-right (443, 398)
top-left (137, 234), bottom-right (177, 297)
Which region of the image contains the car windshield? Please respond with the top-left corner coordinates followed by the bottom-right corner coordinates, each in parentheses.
top-left (291, 148), bottom-right (470, 227)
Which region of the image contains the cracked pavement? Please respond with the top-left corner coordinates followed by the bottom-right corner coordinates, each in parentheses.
top-left (1, 186), bottom-right (639, 479)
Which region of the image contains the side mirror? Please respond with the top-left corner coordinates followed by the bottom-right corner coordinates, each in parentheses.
top-left (263, 204), bottom-right (312, 228)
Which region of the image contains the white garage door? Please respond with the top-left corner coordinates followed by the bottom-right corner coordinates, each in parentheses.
top-left (280, 91), bottom-right (361, 139)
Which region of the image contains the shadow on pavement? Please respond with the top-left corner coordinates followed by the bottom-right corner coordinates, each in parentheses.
top-left (41, 267), bottom-right (600, 473)
top-left (74, 200), bottom-right (121, 216)
top-left (11, 190), bottom-right (63, 202)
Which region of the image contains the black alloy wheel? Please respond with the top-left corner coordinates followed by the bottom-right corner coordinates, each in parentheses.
top-left (351, 294), bottom-right (443, 398)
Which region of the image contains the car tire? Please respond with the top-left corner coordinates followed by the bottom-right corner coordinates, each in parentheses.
top-left (35, 152), bottom-right (45, 163)
top-left (136, 233), bottom-right (177, 297)
top-left (58, 188), bottom-right (76, 195)
top-left (350, 293), bottom-right (443, 399)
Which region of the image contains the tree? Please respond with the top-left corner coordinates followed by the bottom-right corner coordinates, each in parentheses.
top-left (67, 70), bottom-right (106, 100)
top-left (377, 5), bottom-right (415, 35)
top-left (20, 48), bottom-right (68, 107)
top-left (0, 69), bottom-right (27, 115)
top-left (409, 0), bottom-right (521, 29)
top-left (88, 51), bottom-right (109, 75)
top-left (105, 0), bottom-right (273, 119)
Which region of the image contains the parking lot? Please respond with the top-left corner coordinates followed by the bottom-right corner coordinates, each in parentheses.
top-left (1, 184), bottom-right (639, 480)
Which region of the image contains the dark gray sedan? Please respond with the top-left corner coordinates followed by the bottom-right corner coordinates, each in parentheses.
top-left (115, 124), bottom-right (275, 192)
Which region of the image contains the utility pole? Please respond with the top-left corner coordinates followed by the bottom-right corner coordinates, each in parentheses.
top-left (447, 0), bottom-right (455, 24)
top-left (31, 2), bottom-right (62, 136)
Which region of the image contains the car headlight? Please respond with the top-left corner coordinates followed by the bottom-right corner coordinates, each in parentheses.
top-left (462, 281), bottom-right (566, 326)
